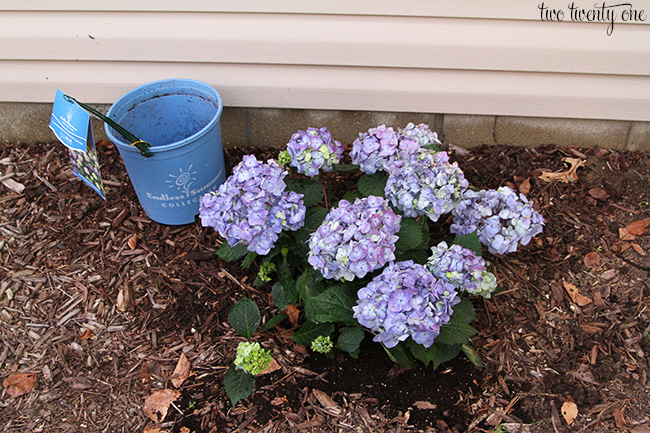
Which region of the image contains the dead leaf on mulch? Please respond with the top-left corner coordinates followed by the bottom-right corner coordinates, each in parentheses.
top-left (619, 218), bottom-right (650, 240)
top-left (613, 408), bottom-right (628, 429)
top-left (632, 243), bottom-right (647, 256)
top-left (116, 286), bottom-right (131, 312)
top-left (2, 372), bottom-right (37, 397)
top-left (567, 363), bottom-right (599, 385)
top-left (518, 177), bottom-right (531, 195)
top-left (561, 400), bottom-right (579, 425)
top-left (312, 389), bottom-right (342, 416)
top-left (539, 157), bottom-right (585, 183)
top-left (583, 252), bottom-right (601, 268)
top-left (127, 234), bottom-right (138, 251)
top-left (170, 353), bottom-right (191, 388)
top-left (258, 358), bottom-right (281, 375)
top-left (563, 279), bottom-right (592, 306)
top-left (143, 389), bottom-right (181, 423)
top-left (588, 187), bottom-right (609, 200)
top-left (284, 304), bottom-right (300, 327)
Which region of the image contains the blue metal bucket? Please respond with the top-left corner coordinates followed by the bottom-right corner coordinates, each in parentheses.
top-left (105, 79), bottom-right (226, 225)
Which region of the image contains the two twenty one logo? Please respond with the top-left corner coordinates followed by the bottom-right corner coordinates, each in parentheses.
top-left (166, 165), bottom-right (197, 198)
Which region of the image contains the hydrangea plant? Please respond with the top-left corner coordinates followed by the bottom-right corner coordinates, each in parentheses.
top-left (202, 123), bottom-right (545, 405)
top-left (451, 187), bottom-right (545, 255)
top-left (354, 260), bottom-right (459, 348)
top-left (284, 127), bottom-right (344, 177)
top-left (307, 196), bottom-right (401, 281)
top-left (385, 149), bottom-right (469, 222)
top-left (199, 155), bottom-right (306, 255)
top-left (234, 341), bottom-right (273, 375)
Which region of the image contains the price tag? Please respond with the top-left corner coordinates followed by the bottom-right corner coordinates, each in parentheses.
top-left (49, 89), bottom-right (106, 199)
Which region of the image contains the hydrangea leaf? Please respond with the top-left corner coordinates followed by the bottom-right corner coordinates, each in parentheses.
top-left (277, 261), bottom-right (298, 304)
top-left (382, 342), bottom-right (415, 369)
top-left (259, 314), bottom-right (288, 333)
top-left (431, 343), bottom-right (463, 369)
top-left (395, 217), bottom-right (425, 253)
top-left (241, 251), bottom-right (257, 269)
top-left (229, 297), bottom-right (261, 339)
top-left (224, 366), bottom-right (255, 406)
top-left (285, 178), bottom-right (323, 208)
top-left (337, 327), bottom-right (365, 355)
top-left (297, 268), bottom-right (326, 323)
top-left (291, 321), bottom-right (335, 347)
top-left (271, 282), bottom-right (290, 311)
top-left (295, 207), bottom-right (330, 247)
top-left (342, 190), bottom-right (363, 203)
top-left (311, 285), bottom-right (357, 325)
top-left (435, 316), bottom-right (478, 346)
top-left (217, 242), bottom-right (249, 261)
top-left (451, 297), bottom-right (476, 324)
top-left (451, 231), bottom-right (482, 256)
top-left (461, 341), bottom-right (484, 367)
top-left (357, 172), bottom-right (388, 198)
top-left (406, 338), bottom-right (432, 367)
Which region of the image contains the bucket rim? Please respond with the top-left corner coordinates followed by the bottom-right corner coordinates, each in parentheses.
top-left (105, 78), bottom-right (223, 154)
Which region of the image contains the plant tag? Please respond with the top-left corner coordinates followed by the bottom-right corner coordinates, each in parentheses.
top-left (49, 89), bottom-right (106, 199)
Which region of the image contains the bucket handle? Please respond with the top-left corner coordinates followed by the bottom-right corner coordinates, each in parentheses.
top-left (63, 94), bottom-right (153, 157)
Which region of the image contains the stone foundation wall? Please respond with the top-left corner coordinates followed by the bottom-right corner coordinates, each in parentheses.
top-left (2, 103), bottom-right (648, 152)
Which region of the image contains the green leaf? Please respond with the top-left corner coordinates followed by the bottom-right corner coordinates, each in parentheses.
top-left (311, 284), bottom-right (357, 325)
top-left (428, 343), bottom-right (463, 369)
top-left (461, 341), bottom-right (484, 367)
top-left (297, 268), bottom-right (326, 323)
top-left (291, 321), bottom-right (334, 347)
top-left (332, 164), bottom-right (359, 172)
top-left (382, 342), bottom-right (415, 369)
top-left (395, 217), bottom-right (425, 252)
top-left (452, 231), bottom-right (482, 256)
top-left (342, 190), bottom-right (363, 203)
top-left (304, 206), bottom-right (329, 231)
top-left (271, 282), bottom-right (290, 311)
top-left (224, 366), bottom-right (255, 406)
top-left (436, 317), bottom-right (478, 346)
top-left (228, 297), bottom-right (261, 339)
top-left (241, 251), bottom-right (257, 269)
top-left (337, 327), bottom-right (364, 355)
top-left (357, 172), bottom-right (388, 198)
top-left (259, 314), bottom-right (288, 333)
top-left (406, 338), bottom-right (432, 367)
top-left (277, 261), bottom-right (298, 304)
top-left (286, 178), bottom-right (324, 208)
top-left (217, 242), bottom-right (249, 261)
top-left (451, 297), bottom-right (476, 324)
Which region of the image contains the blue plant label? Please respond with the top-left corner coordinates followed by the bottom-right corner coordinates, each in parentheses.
top-left (49, 89), bottom-right (106, 200)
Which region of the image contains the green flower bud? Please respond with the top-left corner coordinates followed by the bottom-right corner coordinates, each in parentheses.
top-left (234, 342), bottom-right (273, 375)
top-left (311, 335), bottom-right (333, 354)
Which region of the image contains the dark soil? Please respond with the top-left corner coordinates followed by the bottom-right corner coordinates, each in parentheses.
top-left (0, 139), bottom-right (648, 433)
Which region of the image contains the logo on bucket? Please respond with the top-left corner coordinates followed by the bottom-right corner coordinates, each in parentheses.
top-left (166, 165), bottom-right (197, 198)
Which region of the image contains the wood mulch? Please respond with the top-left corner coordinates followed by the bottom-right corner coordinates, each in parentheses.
top-left (0, 139), bottom-right (649, 433)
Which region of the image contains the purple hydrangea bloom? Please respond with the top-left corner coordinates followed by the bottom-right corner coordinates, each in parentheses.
top-left (353, 261), bottom-right (459, 348)
top-left (308, 196), bottom-right (401, 281)
top-left (286, 127), bottom-right (344, 177)
top-left (199, 155), bottom-right (306, 255)
top-left (451, 187), bottom-right (544, 255)
top-left (398, 122), bottom-right (442, 148)
top-left (350, 125), bottom-right (419, 174)
top-left (427, 241), bottom-right (497, 298)
top-left (385, 149), bottom-right (469, 222)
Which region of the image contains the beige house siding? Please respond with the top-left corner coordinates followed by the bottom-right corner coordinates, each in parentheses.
top-left (1, 1), bottom-right (649, 145)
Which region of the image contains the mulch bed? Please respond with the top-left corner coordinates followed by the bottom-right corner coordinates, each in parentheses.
top-left (0, 139), bottom-right (648, 433)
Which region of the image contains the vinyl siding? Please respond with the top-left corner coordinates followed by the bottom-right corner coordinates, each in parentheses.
top-left (1, 1), bottom-right (649, 121)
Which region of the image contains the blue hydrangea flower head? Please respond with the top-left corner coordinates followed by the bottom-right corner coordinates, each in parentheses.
top-left (398, 122), bottom-right (442, 148)
top-left (353, 260), bottom-right (459, 348)
top-left (286, 127), bottom-right (344, 177)
top-left (451, 187), bottom-right (544, 255)
top-left (427, 241), bottom-right (497, 298)
top-left (385, 149), bottom-right (469, 222)
top-left (350, 125), bottom-right (420, 174)
top-left (199, 155), bottom-right (306, 255)
top-left (308, 196), bottom-right (401, 281)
